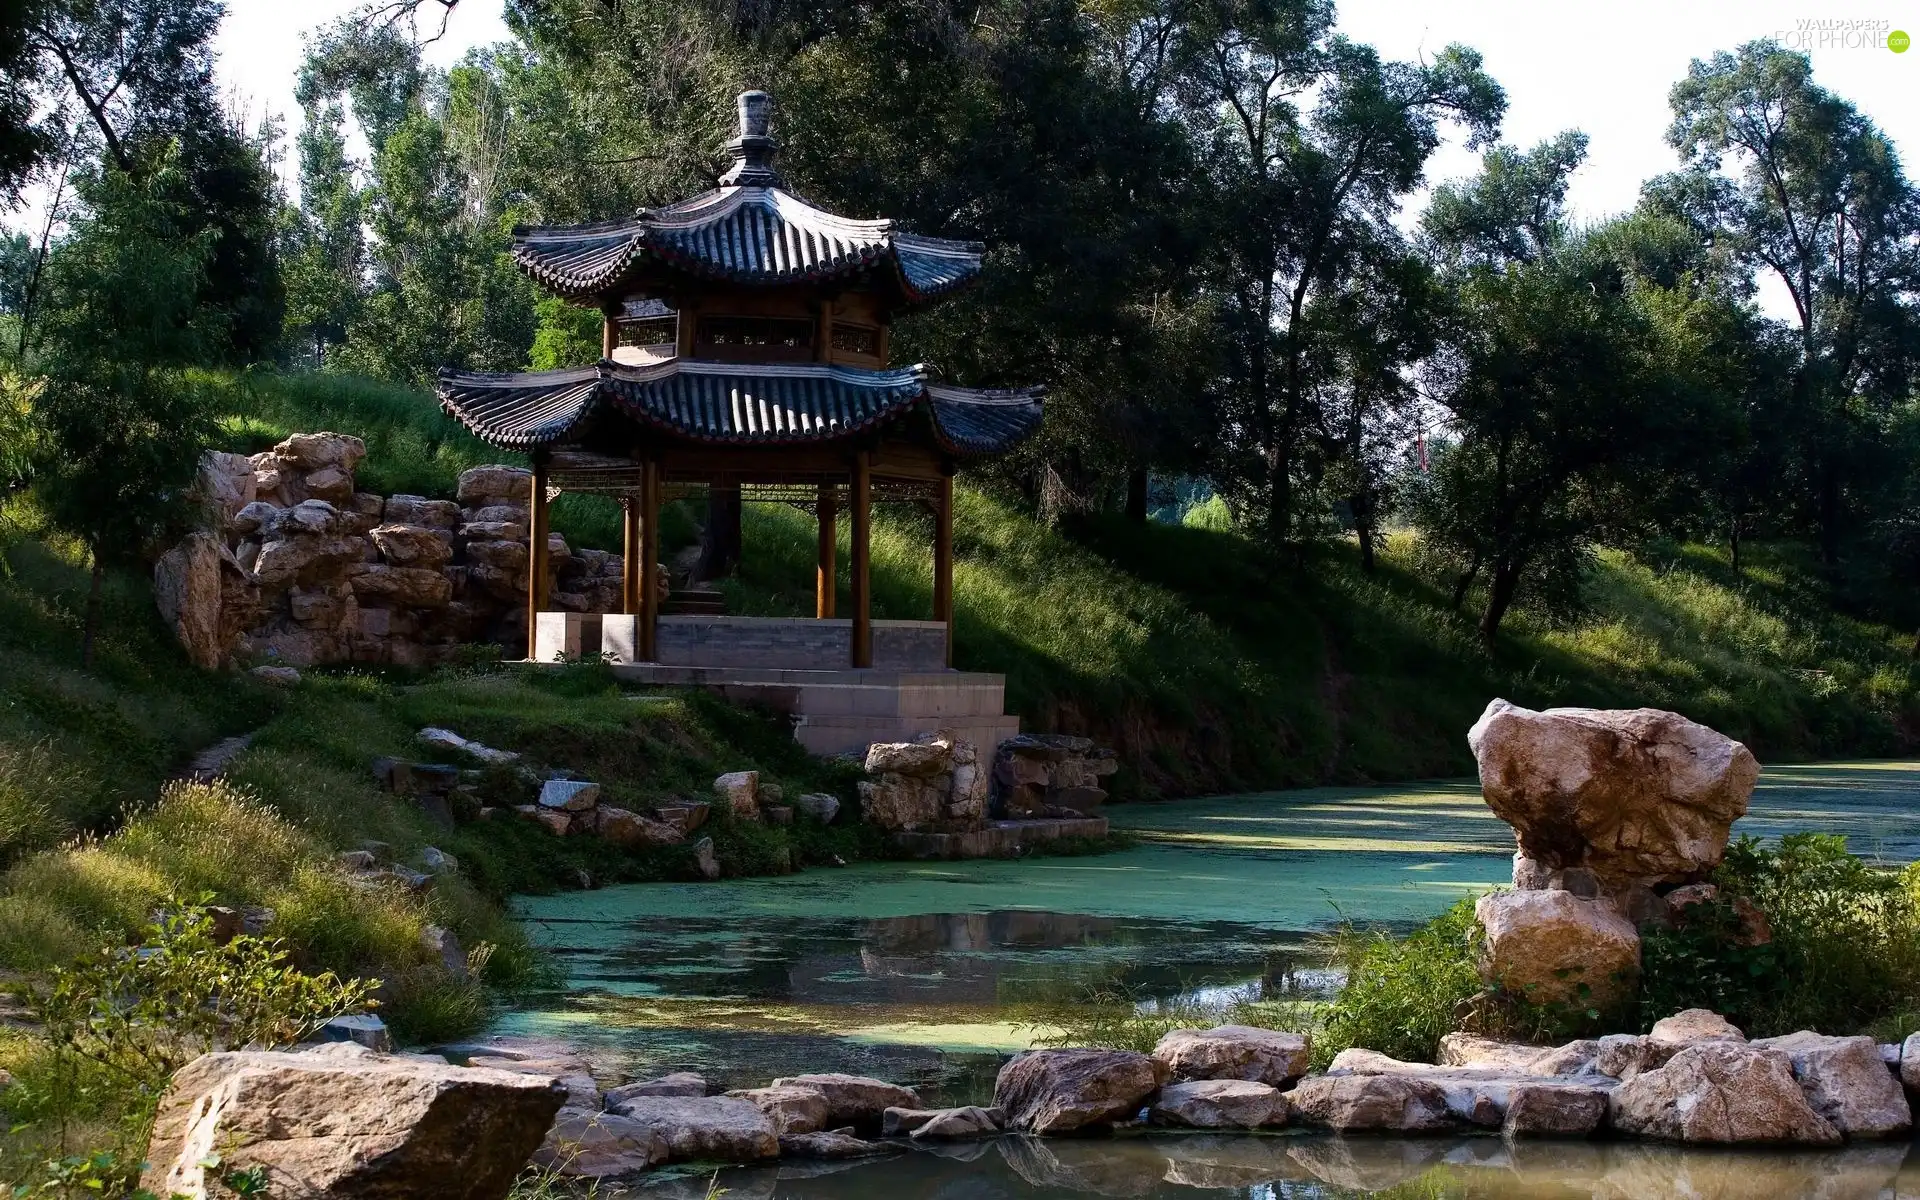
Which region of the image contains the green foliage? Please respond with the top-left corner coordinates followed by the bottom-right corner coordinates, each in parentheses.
top-left (24, 905), bottom-right (376, 1114)
top-left (528, 296), bottom-right (601, 371)
top-left (1642, 834), bottom-right (1920, 1037)
top-left (1317, 896), bottom-right (1484, 1067)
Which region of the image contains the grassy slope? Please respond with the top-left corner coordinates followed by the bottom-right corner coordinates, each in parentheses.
top-left (207, 368), bottom-right (1919, 797)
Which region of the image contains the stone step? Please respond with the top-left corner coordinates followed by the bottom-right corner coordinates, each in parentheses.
top-left (794, 715), bottom-right (1020, 759)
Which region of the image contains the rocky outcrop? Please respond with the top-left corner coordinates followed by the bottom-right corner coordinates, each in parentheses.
top-left (140, 1043), bottom-right (565, 1199)
top-left (1149, 1079), bottom-right (1289, 1129)
top-left (1469, 699), bottom-right (1759, 887)
top-left (992, 734), bottom-right (1118, 817)
top-left (1474, 888), bottom-right (1640, 1009)
top-left (992, 1049), bottom-right (1166, 1135)
top-left (1753, 1031), bottom-right (1912, 1139)
top-left (1151, 1025), bottom-right (1311, 1087)
top-left (1608, 1041), bottom-right (1841, 1145)
top-left (600, 1094), bottom-right (779, 1162)
top-left (1503, 1081), bottom-right (1610, 1137)
top-left (534, 1108), bottom-right (666, 1179)
top-left (859, 732), bottom-right (988, 832)
top-left (160, 441), bottom-right (634, 669)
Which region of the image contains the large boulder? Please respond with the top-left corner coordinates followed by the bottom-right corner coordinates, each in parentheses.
top-left (1469, 699), bottom-right (1759, 886)
top-left (154, 532), bottom-right (228, 670)
top-left (992, 1049), bottom-right (1166, 1135)
top-left (139, 1044), bottom-right (565, 1199)
top-left (726, 1085), bottom-right (830, 1136)
top-left (1503, 1081), bottom-right (1609, 1137)
top-left (1287, 1073), bottom-right (1456, 1133)
top-left (1753, 1031), bottom-right (1912, 1139)
top-left (1608, 1041), bottom-right (1842, 1145)
top-left (534, 1107), bottom-right (667, 1179)
top-left (864, 740), bottom-right (952, 777)
top-left (600, 1094), bottom-right (778, 1162)
top-left (857, 774), bottom-right (948, 832)
top-left (370, 524), bottom-right (454, 569)
top-left (767, 1073), bottom-right (920, 1132)
top-left (1151, 1025), bottom-right (1311, 1087)
top-left (1647, 1008), bottom-right (1745, 1064)
top-left (1148, 1079), bottom-right (1289, 1129)
top-left (1474, 888), bottom-right (1640, 1008)
top-left (457, 465), bottom-right (534, 507)
top-left (275, 432), bottom-right (367, 474)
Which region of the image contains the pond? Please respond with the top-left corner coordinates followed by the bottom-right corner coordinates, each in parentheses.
top-left (623, 1134), bottom-right (1920, 1198)
top-left (498, 762), bottom-right (1920, 1193)
top-left (501, 763), bottom-right (1920, 1095)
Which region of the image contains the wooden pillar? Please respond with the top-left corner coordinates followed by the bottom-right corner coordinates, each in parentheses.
top-left (934, 472), bottom-right (954, 668)
top-left (526, 458), bottom-right (551, 660)
top-left (602, 308), bottom-right (617, 359)
top-left (815, 482), bottom-right (837, 619)
top-left (850, 451), bottom-right (872, 668)
top-left (639, 460), bottom-right (661, 661)
top-left (621, 495), bottom-right (641, 613)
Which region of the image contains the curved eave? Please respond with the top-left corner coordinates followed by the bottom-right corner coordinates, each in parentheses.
top-left (434, 360), bottom-right (1043, 457)
top-left (436, 365), bottom-right (603, 451)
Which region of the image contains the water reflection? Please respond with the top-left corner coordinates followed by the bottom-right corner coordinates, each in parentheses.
top-left (621, 1133), bottom-right (1920, 1199)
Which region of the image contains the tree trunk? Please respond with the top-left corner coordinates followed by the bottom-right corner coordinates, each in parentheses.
top-left (1818, 454), bottom-right (1842, 569)
top-left (697, 484), bottom-right (742, 580)
top-left (1729, 514), bottom-right (1742, 575)
top-left (81, 553), bottom-right (103, 667)
top-left (1124, 468), bottom-right (1149, 523)
top-left (1479, 559), bottom-right (1520, 641)
top-left (1450, 555), bottom-right (1481, 612)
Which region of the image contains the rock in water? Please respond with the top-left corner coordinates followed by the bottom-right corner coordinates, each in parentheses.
top-left (1474, 888), bottom-right (1640, 1009)
top-left (534, 1108), bottom-right (667, 1178)
top-left (1287, 1074), bottom-right (1456, 1133)
top-left (1503, 1082), bottom-right (1609, 1137)
top-left (600, 1095), bottom-right (778, 1162)
top-left (603, 1073), bottom-right (707, 1104)
top-left (777, 1131), bottom-right (888, 1159)
top-left (140, 1044), bottom-right (565, 1199)
top-left (767, 1073), bottom-right (921, 1132)
top-left (1468, 699), bottom-right (1759, 884)
top-left (726, 1085), bottom-right (831, 1135)
top-left (1149, 1079), bottom-right (1290, 1129)
top-left (1152, 1025), bottom-right (1312, 1087)
top-left (1608, 1042), bottom-right (1842, 1145)
top-left (1753, 1031), bottom-right (1913, 1139)
top-left (993, 1049), bottom-right (1166, 1135)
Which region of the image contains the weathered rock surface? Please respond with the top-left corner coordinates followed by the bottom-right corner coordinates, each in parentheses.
top-left (1608, 1042), bottom-right (1841, 1145)
top-left (538, 779), bottom-right (601, 811)
top-left (535, 1107), bottom-right (667, 1179)
top-left (595, 806), bottom-right (684, 848)
top-left (601, 1095), bottom-right (778, 1162)
top-left (1648, 1009), bottom-right (1745, 1064)
top-left (1149, 1079), bottom-right (1289, 1129)
top-left (1468, 699), bottom-right (1759, 885)
top-left (1288, 1073), bottom-right (1456, 1133)
top-left (993, 1049), bottom-right (1166, 1135)
top-left (714, 770), bottom-right (759, 819)
top-left (603, 1073), bottom-right (707, 1104)
top-left (1152, 1025), bottom-right (1311, 1087)
top-left (1753, 1031), bottom-right (1912, 1139)
top-left (1902, 1032), bottom-right (1920, 1097)
top-left (794, 792), bottom-right (841, 824)
top-left (778, 1130), bottom-right (888, 1159)
top-left (892, 1105), bottom-right (1003, 1141)
top-left (140, 1043), bottom-right (565, 1199)
top-left (1504, 1081), bottom-right (1609, 1137)
top-left (1475, 888), bottom-right (1640, 1008)
top-left (1320, 1048), bottom-right (1613, 1131)
top-left (727, 1085), bottom-right (831, 1135)
top-left (768, 1073), bottom-right (920, 1132)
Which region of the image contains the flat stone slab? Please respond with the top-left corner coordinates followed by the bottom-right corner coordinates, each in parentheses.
top-left (890, 817), bottom-right (1109, 860)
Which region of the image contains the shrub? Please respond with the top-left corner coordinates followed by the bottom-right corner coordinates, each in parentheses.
top-left (1641, 833), bottom-right (1920, 1036)
top-left (1316, 896), bottom-right (1484, 1067)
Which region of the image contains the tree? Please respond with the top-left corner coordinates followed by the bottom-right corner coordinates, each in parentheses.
top-left (281, 99), bottom-right (366, 368)
top-left (0, 0), bottom-right (54, 201)
top-left (1173, 2), bottom-right (1503, 543)
top-left (1659, 41), bottom-right (1920, 566)
top-left (31, 153), bottom-right (217, 664)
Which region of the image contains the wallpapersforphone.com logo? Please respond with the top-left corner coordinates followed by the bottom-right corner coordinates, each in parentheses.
top-left (1775, 18), bottom-right (1910, 51)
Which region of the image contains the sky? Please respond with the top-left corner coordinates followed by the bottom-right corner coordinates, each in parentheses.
top-left (22, 0), bottom-right (1920, 319)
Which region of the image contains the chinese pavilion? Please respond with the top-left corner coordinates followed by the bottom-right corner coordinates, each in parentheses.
top-left (435, 91), bottom-right (1043, 671)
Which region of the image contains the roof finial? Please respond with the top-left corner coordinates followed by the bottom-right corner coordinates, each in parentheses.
top-left (720, 90), bottom-right (780, 187)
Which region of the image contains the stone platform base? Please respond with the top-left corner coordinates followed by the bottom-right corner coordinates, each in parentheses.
top-left (890, 817), bottom-right (1110, 860)
top-left (605, 662), bottom-right (1021, 759)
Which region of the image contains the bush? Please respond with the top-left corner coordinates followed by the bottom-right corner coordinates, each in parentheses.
top-left (1316, 897), bottom-right (1484, 1067)
top-left (1641, 833), bottom-right (1920, 1037)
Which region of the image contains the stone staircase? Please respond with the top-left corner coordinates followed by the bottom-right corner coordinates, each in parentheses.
top-left (609, 663), bottom-right (1020, 758)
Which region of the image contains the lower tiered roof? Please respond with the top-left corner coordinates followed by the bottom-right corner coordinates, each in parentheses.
top-left (436, 359), bottom-right (1043, 457)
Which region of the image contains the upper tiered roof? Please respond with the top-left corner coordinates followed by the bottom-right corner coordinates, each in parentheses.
top-left (510, 92), bottom-right (983, 309)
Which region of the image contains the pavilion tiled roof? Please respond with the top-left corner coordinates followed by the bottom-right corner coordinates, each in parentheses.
top-left (511, 187), bottom-right (984, 306)
top-left (436, 359), bottom-right (1042, 457)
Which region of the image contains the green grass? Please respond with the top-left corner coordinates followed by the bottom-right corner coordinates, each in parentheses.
top-left (200, 368), bottom-right (1920, 800)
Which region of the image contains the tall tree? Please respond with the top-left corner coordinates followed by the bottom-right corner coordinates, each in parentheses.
top-left (1660, 40), bottom-right (1920, 566)
top-left (1174, 1), bottom-right (1503, 542)
top-left (31, 154), bottom-right (218, 663)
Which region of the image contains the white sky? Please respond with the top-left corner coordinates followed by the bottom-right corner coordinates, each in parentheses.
top-left (21, 0), bottom-right (1920, 321)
